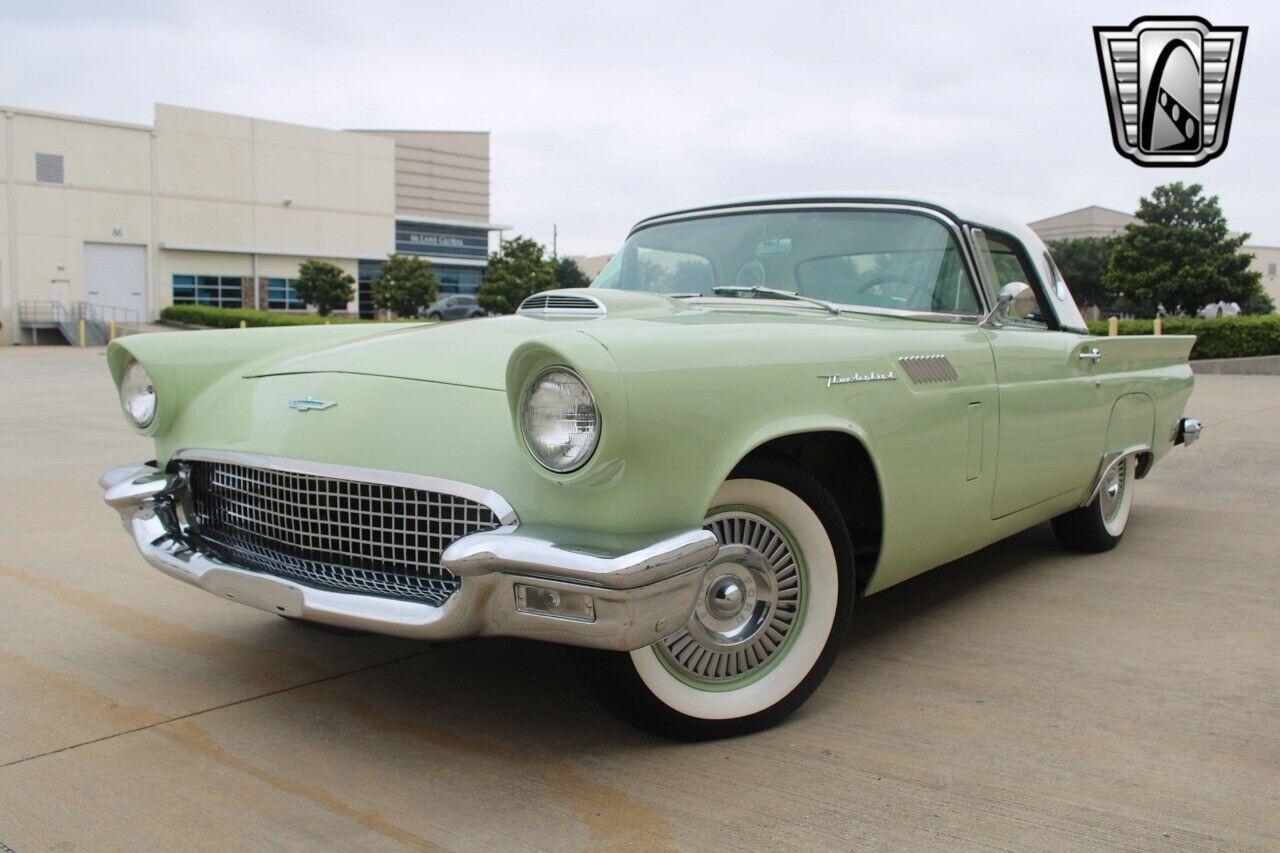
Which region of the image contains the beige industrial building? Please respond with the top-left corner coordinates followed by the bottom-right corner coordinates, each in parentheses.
top-left (569, 253), bottom-right (614, 281)
top-left (1, 103), bottom-right (506, 344)
top-left (1029, 205), bottom-right (1280, 310)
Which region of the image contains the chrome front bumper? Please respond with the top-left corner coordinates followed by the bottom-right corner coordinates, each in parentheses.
top-left (101, 463), bottom-right (719, 651)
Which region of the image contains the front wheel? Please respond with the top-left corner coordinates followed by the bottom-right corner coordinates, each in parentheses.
top-left (575, 457), bottom-right (854, 739)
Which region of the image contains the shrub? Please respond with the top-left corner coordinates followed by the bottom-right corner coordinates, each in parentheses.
top-left (478, 235), bottom-right (556, 315)
top-left (373, 254), bottom-right (439, 318)
top-left (293, 259), bottom-right (355, 316)
top-left (1085, 315), bottom-right (1280, 360)
top-left (162, 305), bottom-right (377, 328)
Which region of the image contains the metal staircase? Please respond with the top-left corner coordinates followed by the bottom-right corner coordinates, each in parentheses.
top-left (18, 301), bottom-right (142, 345)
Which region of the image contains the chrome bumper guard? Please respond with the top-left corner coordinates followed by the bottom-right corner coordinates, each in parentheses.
top-left (1175, 417), bottom-right (1203, 447)
top-left (101, 463), bottom-right (719, 651)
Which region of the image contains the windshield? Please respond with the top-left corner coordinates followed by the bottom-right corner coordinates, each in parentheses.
top-left (592, 209), bottom-right (980, 315)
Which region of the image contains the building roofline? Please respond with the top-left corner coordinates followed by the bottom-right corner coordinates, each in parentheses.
top-left (0, 103), bottom-right (153, 132)
top-left (1027, 204), bottom-right (1134, 225)
top-left (349, 128), bottom-right (490, 135)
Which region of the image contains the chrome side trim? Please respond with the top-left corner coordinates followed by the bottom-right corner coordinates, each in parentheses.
top-left (441, 526), bottom-right (719, 590)
top-left (898, 354), bottom-right (959, 384)
top-left (172, 449), bottom-right (518, 526)
top-left (1083, 444), bottom-right (1151, 507)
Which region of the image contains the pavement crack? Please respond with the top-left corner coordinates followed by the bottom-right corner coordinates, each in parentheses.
top-left (1202, 399), bottom-right (1280, 428)
top-left (0, 644), bottom-right (456, 770)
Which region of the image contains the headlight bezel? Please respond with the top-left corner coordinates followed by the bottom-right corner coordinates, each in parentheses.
top-left (119, 359), bottom-right (158, 428)
top-left (519, 365), bottom-right (601, 474)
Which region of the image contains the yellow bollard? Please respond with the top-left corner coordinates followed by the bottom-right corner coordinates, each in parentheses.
top-left (79, 318), bottom-right (86, 348)
top-left (240, 320), bottom-right (247, 329)
top-left (1108, 316), bottom-right (1119, 337)
top-left (1153, 317), bottom-right (1163, 336)
top-left (109, 319), bottom-right (117, 341)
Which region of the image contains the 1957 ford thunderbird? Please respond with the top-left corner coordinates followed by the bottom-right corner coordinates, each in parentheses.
top-left (101, 194), bottom-right (1202, 739)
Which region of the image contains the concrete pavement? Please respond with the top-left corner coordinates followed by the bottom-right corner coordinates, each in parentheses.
top-left (1, 346), bottom-right (1277, 850)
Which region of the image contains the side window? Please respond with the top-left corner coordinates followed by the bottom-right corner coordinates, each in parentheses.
top-left (973, 230), bottom-right (1050, 327)
top-left (794, 239), bottom-right (979, 315)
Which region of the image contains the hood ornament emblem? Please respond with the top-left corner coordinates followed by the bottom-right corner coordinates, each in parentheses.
top-left (287, 397), bottom-right (337, 412)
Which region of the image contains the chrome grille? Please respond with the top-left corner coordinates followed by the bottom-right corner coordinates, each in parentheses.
top-left (184, 461), bottom-right (500, 606)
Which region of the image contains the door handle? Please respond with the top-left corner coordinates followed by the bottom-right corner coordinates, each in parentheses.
top-left (1078, 347), bottom-right (1102, 363)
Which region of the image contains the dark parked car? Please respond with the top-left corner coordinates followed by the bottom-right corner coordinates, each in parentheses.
top-left (422, 294), bottom-right (486, 321)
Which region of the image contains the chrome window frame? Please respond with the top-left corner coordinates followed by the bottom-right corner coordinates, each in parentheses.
top-left (964, 224), bottom-right (1053, 332)
top-left (617, 202), bottom-right (993, 324)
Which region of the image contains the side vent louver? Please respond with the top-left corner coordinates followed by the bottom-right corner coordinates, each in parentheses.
top-left (898, 354), bottom-right (959, 384)
top-left (517, 292), bottom-right (606, 318)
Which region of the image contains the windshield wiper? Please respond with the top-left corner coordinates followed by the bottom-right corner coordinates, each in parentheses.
top-left (711, 285), bottom-right (842, 316)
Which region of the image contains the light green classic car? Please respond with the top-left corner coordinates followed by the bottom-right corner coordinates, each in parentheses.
top-left (101, 195), bottom-right (1202, 739)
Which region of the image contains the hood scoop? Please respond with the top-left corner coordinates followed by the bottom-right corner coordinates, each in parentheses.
top-left (517, 291), bottom-right (606, 318)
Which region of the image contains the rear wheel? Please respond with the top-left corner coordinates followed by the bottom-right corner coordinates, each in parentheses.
top-left (1052, 455), bottom-right (1136, 552)
top-left (575, 457), bottom-right (853, 739)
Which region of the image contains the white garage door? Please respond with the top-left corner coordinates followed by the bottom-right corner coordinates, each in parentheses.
top-left (84, 243), bottom-right (146, 316)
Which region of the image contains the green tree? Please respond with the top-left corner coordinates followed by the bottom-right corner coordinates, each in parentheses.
top-left (1105, 183), bottom-right (1271, 315)
top-left (293, 259), bottom-right (355, 317)
top-left (1047, 236), bottom-right (1117, 310)
top-left (477, 236), bottom-right (557, 315)
top-left (373, 254), bottom-right (439, 318)
top-left (553, 255), bottom-right (592, 289)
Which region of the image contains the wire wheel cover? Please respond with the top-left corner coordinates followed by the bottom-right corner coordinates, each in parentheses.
top-left (658, 509), bottom-right (805, 684)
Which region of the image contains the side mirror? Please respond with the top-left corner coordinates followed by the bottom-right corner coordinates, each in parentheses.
top-left (982, 281), bottom-right (1037, 326)
top-left (1000, 282), bottom-right (1037, 319)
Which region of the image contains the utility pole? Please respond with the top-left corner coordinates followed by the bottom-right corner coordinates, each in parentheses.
top-left (552, 224), bottom-right (558, 260)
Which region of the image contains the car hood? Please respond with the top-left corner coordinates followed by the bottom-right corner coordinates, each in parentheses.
top-left (239, 289), bottom-right (911, 390)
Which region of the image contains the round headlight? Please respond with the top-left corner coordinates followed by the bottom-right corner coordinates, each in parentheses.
top-left (520, 367), bottom-right (600, 473)
top-left (120, 360), bottom-right (157, 428)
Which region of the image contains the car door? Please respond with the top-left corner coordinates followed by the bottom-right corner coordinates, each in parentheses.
top-left (971, 227), bottom-right (1109, 519)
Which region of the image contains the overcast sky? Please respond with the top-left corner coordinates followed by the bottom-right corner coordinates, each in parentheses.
top-left (3, 0), bottom-right (1276, 254)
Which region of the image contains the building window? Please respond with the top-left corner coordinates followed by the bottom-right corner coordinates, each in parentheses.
top-left (35, 153), bottom-right (65, 184)
top-left (357, 260), bottom-right (382, 319)
top-left (434, 266), bottom-right (485, 294)
top-left (172, 274), bottom-right (243, 308)
top-left (266, 277), bottom-right (306, 310)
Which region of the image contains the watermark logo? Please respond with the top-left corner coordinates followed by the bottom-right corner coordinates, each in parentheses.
top-left (1094, 16), bottom-right (1247, 166)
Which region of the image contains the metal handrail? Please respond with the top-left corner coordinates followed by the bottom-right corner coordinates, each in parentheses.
top-left (74, 302), bottom-right (142, 345)
top-left (17, 300), bottom-right (143, 344)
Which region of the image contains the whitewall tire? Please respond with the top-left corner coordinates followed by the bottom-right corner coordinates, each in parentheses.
top-left (575, 456), bottom-right (854, 739)
top-left (1052, 455), bottom-right (1137, 552)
